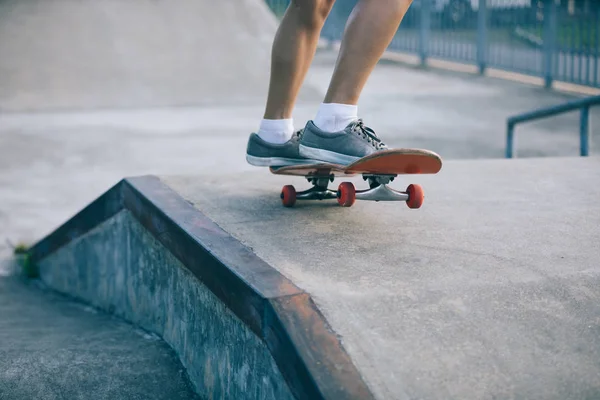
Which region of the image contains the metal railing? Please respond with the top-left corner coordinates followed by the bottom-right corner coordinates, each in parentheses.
top-left (263, 0), bottom-right (600, 89)
top-left (505, 94), bottom-right (600, 158)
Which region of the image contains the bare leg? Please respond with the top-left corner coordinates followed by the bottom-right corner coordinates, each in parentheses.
top-left (246, 0), bottom-right (412, 166)
top-left (263, 0), bottom-right (336, 120)
top-left (324, 0), bottom-right (413, 105)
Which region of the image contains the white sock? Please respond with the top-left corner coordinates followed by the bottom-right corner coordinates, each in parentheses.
top-left (313, 103), bottom-right (358, 132)
top-left (257, 118), bottom-right (294, 144)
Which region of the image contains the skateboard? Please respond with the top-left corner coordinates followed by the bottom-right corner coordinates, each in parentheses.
top-left (269, 148), bottom-right (442, 208)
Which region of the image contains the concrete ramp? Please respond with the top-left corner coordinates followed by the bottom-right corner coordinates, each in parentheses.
top-left (28, 176), bottom-right (372, 400)
top-left (28, 156), bottom-right (600, 399)
top-left (166, 157), bottom-right (600, 399)
top-left (0, 0), bottom-right (320, 111)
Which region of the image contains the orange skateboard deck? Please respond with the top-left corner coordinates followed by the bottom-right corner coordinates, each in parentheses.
top-left (269, 148), bottom-right (442, 208)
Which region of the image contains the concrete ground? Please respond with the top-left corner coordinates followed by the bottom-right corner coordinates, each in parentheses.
top-left (1, 49), bottom-right (598, 396)
top-left (0, 274), bottom-right (200, 400)
top-left (164, 156), bottom-right (600, 400)
top-left (1, 2), bottom-right (599, 395)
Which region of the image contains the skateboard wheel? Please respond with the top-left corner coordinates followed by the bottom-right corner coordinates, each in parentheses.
top-left (406, 184), bottom-right (424, 209)
top-left (280, 185), bottom-right (296, 207)
top-left (337, 182), bottom-right (356, 207)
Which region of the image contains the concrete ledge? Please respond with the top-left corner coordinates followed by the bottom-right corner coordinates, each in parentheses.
top-left (28, 176), bottom-right (374, 400)
top-left (163, 157), bottom-right (600, 399)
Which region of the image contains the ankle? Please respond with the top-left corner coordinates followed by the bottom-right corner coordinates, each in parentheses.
top-left (257, 118), bottom-right (294, 144)
top-left (313, 103), bottom-right (358, 132)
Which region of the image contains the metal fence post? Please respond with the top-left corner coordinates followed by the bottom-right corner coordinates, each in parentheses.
top-left (580, 106), bottom-right (590, 156)
top-left (476, 0), bottom-right (488, 74)
top-left (595, 11), bottom-right (600, 87)
top-left (543, 0), bottom-right (557, 89)
top-left (506, 122), bottom-right (515, 158)
top-left (419, 0), bottom-right (431, 66)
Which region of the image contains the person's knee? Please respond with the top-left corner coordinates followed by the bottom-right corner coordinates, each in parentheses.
top-left (292, 0), bottom-right (336, 30)
top-left (370, 0), bottom-right (413, 16)
top-left (400, 0), bottom-right (414, 9)
top-left (389, 0), bottom-right (414, 14)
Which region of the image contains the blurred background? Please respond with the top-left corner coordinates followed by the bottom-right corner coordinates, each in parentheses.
top-left (265, 0), bottom-right (599, 88)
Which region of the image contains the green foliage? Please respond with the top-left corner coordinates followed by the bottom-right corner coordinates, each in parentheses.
top-left (9, 241), bottom-right (39, 278)
top-left (19, 253), bottom-right (38, 278)
top-left (521, 21), bottom-right (597, 50)
top-left (13, 242), bottom-right (28, 254)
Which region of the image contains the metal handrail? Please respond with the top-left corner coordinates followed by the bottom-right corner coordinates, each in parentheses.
top-left (506, 95), bottom-right (600, 158)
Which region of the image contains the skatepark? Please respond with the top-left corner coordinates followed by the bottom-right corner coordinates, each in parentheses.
top-left (1, 0), bottom-right (600, 399)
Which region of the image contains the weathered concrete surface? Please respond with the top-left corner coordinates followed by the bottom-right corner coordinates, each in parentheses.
top-left (36, 210), bottom-right (295, 400)
top-left (0, 275), bottom-right (199, 400)
top-left (1, 17), bottom-right (598, 396)
top-left (0, 0), bottom-right (319, 111)
top-left (3, 0), bottom-right (597, 398)
top-left (164, 156), bottom-right (600, 400)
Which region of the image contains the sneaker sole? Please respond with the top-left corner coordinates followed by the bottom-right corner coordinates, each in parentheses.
top-left (246, 154), bottom-right (320, 167)
top-left (299, 144), bottom-right (361, 165)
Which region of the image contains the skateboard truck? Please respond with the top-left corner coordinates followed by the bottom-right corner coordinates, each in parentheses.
top-left (355, 174), bottom-right (410, 202)
top-left (280, 173), bottom-right (337, 205)
top-left (280, 172), bottom-right (424, 209)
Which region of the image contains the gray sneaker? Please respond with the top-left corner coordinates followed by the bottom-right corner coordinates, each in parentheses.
top-left (299, 119), bottom-right (388, 165)
top-left (245, 130), bottom-right (320, 167)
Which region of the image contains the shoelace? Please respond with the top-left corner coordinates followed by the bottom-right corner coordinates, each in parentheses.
top-left (350, 119), bottom-right (386, 149)
top-left (291, 129), bottom-right (304, 140)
